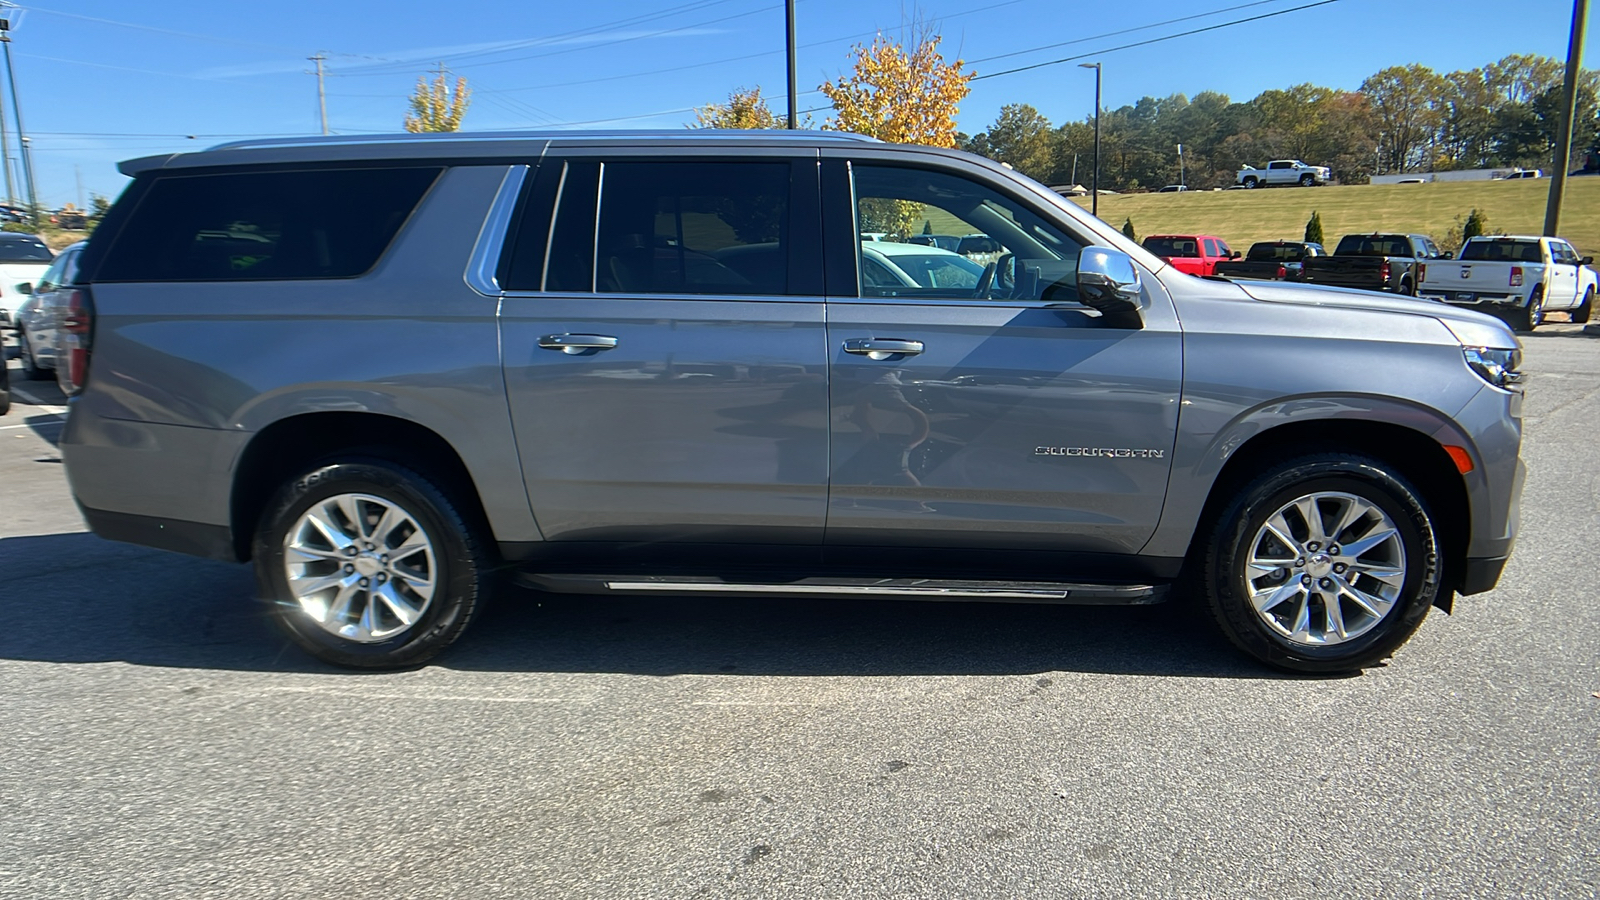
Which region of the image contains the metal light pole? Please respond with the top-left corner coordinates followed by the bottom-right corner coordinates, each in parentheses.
top-left (1178, 143), bottom-right (1185, 189)
top-left (784, 0), bottom-right (798, 129)
top-left (0, 18), bottom-right (37, 225)
top-left (1079, 62), bottom-right (1101, 217)
top-left (1543, 0), bottom-right (1589, 237)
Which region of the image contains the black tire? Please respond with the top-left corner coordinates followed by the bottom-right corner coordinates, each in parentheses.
top-left (1201, 452), bottom-right (1440, 674)
top-left (18, 329), bottom-right (48, 380)
top-left (253, 460), bottom-right (493, 668)
top-left (1572, 287), bottom-right (1593, 325)
top-left (1509, 285), bottom-right (1544, 332)
top-left (0, 355), bottom-right (10, 417)
top-left (1242, 177), bottom-right (1259, 189)
top-left (1299, 173), bottom-right (1316, 186)
top-left (1398, 278), bottom-right (1414, 297)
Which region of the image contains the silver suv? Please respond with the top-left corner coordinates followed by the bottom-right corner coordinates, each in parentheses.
top-left (61, 131), bottom-right (1524, 673)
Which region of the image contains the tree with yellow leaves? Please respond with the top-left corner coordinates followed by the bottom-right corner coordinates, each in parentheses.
top-left (693, 87), bottom-right (785, 130)
top-left (404, 66), bottom-right (471, 133)
top-left (819, 30), bottom-right (973, 147)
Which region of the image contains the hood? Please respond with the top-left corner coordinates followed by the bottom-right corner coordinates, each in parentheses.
top-left (1232, 279), bottom-right (1518, 348)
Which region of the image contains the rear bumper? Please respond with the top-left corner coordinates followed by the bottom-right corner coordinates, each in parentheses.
top-left (1423, 291), bottom-right (1522, 308)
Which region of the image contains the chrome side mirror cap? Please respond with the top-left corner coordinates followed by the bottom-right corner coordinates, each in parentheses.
top-left (1077, 247), bottom-right (1145, 328)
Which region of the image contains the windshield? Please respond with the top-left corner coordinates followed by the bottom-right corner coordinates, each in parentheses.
top-left (1143, 237), bottom-right (1201, 258)
top-left (0, 240), bottom-right (52, 262)
top-left (1334, 235), bottom-right (1411, 257)
top-left (1460, 240), bottom-right (1542, 263)
top-left (1246, 243), bottom-right (1306, 262)
top-left (876, 250), bottom-right (985, 288)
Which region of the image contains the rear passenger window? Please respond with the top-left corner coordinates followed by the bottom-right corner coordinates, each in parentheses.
top-left (595, 161), bottom-right (789, 296)
top-left (95, 167), bottom-right (440, 282)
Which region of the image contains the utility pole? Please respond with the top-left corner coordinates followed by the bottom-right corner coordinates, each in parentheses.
top-left (74, 163), bottom-right (82, 208)
top-left (1543, 0), bottom-right (1589, 237)
top-left (1177, 143), bottom-right (1185, 189)
top-left (0, 12), bottom-right (39, 225)
top-left (310, 53), bottom-right (329, 135)
top-left (1079, 62), bottom-right (1102, 217)
top-left (784, 0), bottom-right (797, 129)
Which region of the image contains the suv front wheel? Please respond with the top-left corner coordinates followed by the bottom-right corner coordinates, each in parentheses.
top-left (1202, 453), bottom-right (1440, 673)
top-left (254, 460), bottom-right (491, 668)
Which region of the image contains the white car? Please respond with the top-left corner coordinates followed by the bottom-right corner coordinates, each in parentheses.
top-left (1419, 235), bottom-right (1597, 331)
top-left (0, 232), bottom-right (53, 331)
top-left (14, 240), bottom-right (86, 381)
top-left (860, 241), bottom-right (988, 294)
top-left (1236, 160), bottom-right (1331, 188)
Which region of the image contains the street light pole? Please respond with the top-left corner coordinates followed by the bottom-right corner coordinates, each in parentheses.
top-left (1178, 143), bottom-right (1185, 189)
top-left (784, 0), bottom-right (798, 129)
top-left (1543, 0), bottom-right (1589, 237)
top-left (1079, 62), bottom-right (1101, 217)
top-left (0, 17), bottom-right (37, 225)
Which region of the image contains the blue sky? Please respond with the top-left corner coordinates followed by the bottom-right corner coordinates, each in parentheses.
top-left (6, 0), bottom-right (1596, 207)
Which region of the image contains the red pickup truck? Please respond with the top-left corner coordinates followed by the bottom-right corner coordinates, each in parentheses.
top-left (1141, 234), bottom-right (1238, 276)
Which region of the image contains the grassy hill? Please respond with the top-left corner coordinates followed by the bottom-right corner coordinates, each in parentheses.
top-left (1067, 177), bottom-right (1600, 258)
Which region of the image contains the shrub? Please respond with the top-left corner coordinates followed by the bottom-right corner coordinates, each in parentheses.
top-left (1304, 210), bottom-right (1324, 246)
top-left (1121, 218), bottom-right (1137, 242)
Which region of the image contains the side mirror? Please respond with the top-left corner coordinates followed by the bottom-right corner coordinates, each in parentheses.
top-left (1583, 256), bottom-right (1594, 265)
top-left (1230, 250), bottom-right (1242, 259)
top-left (13, 282), bottom-right (30, 295)
top-left (1440, 251), bottom-right (1454, 260)
top-left (1077, 247), bottom-right (1145, 329)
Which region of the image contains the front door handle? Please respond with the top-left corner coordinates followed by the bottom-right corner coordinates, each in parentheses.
top-left (538, 333), bottom-right (619, 354)
top-left (843, 338), bottom-right (925, 360)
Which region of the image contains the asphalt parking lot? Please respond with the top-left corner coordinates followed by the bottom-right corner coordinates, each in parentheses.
top-left (2, 328), bottom-right (1597, 899)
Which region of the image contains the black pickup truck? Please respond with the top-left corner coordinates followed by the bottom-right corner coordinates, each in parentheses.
top-left (1299, 233), bottom-right (1449, 295)
top-left (1214, 240), bottom-right (1326, 281)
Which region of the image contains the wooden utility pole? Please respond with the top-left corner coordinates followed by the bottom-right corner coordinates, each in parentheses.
top-left (310, 54), bottom-right (329, 135)
top-left (1543, 0), bottom-right (1589, 237)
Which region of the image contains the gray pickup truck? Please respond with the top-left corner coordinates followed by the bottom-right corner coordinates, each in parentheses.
top-left (1300, 233), bottom-right (1450, 295)
top-left (59, 131), bottom-right (1524, 674)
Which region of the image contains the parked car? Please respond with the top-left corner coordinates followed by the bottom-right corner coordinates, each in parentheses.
top-left (1300, 233), bottom-right (1448, 295)
top-left (1141, 234), bottom-right (1238, 276)
top-left (1418, 235), bottom-right (1596, 331)
top-left (1157, 184), bottom-right (1189, 193)
top-left (1500, 169), bottom-right (1543, 180)
top-left (904, 233), bottom-right (962, 252)
top-left (1236, 160), bottom-right (1331, 188)
top-left (14, 241), bottom-right (87, 381)
top-left (61, 130), bottom-right (1523, 676)
top-left (0, 232), bottom-right (53, 328)
top-left (1214, 241), bottom-right (1327, 282)
top-left (860, 241), bottom-right (987, 293)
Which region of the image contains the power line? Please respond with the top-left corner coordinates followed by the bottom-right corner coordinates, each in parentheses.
top-left (972, 0), bottom-right (1343, 80)
top-left (966, 0), bottom-right (1294, 65)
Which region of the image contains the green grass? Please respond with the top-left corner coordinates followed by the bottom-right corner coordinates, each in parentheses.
top-left (1067, 178), bottom-right (1600, 258)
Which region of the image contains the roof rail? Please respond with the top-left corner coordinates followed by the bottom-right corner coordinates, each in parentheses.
top-left (205, 128), bottom-right (880, 153)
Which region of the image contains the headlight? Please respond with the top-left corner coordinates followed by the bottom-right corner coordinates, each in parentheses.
top-left (1463, 346), bottom-right (1523, 390)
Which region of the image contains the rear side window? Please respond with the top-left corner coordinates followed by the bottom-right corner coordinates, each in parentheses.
top-left (95, 167), bottom-right (440, 282)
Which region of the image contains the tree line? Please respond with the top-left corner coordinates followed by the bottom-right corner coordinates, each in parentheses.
top-left (963, 54), bottom-right (1599, 191)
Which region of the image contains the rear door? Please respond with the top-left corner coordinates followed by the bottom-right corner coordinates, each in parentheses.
top-left (820, 155), bottom-right (1182, 559)
top-left (498, 152), bottom-right (831, 549)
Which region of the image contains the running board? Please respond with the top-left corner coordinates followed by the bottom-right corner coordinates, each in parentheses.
top-left (515, 574), bottom-right (1168, 605)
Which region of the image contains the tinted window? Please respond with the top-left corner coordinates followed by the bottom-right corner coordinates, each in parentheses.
top-left (1334, 235), bottom-right (1412, 257)
top-left (1460, 240), bottom-right (1542, 263)
top-left (0, 239), bottom-right (51, 262)
top-left (594, 161), bottom-right (789, 296)
top-left (533, 160), bottom-right (600, 293)
top-left (96, 167), bottom-right (440, 282)
top-left (1247, 243), bottom-right (1307, 261)
top-left (1144, 237), bottom-right (1200, 258)
top-left (852, 164), bottom-right (1085, 302)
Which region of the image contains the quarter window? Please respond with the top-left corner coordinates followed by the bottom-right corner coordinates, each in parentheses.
top-left (96, 167), bottom-right (441, 282)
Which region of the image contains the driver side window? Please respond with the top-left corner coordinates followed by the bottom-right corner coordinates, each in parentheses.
top-left (851, 164), bottom-right (1086, 303)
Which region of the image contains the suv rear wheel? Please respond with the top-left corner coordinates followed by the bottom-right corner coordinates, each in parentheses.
top-left (1202, 453), bottom-right (1439, 673)
top-left (253, 460), bottom-right (491, 668)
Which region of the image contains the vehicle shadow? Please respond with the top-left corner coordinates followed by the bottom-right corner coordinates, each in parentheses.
top-left (0, 531), bottom-right (1300, 680)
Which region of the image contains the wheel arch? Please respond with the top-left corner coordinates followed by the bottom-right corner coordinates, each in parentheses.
top-left (1180, 418), bottom-right (1472, 609)
top-left (230, 411), bottom-right (494, 563)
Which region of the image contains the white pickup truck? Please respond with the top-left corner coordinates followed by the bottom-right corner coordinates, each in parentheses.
top-left (1418, 234), bottom-right (1597, 331)
top-left (1236, 160), bottom-right (1331, 188)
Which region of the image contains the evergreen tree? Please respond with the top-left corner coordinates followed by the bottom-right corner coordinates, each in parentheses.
top-left (1305, 210), bottom-right (1325, 245)
top-left (1463, 208), bottom-right (1488, 242)
top-left (1122, 218), bottom-right (1137, 242)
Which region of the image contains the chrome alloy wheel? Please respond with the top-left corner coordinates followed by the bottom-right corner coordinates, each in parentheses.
top-left (1242, 491), bottom-right (1406, 646)
top-left (283, 493), bottom-right (437, 642)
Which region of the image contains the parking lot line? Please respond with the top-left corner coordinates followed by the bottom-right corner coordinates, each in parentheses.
top-left (7, 385), bottom-right (68, 414)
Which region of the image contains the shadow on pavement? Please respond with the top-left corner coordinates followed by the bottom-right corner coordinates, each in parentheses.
top-left (0, 531), bottom-right (1286, 680)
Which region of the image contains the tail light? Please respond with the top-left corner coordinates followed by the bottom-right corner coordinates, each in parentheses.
top-left (57, 287), bottom-right (94, 396)
top-left (1379, 261), bottom-right (1391, 282)
top-left (1275, 265), bottom-right (1287, 279)
top-left (1510, 266), bottom-right (1523, 287)
top-left (1418, 263), bottom-right (1427, 283)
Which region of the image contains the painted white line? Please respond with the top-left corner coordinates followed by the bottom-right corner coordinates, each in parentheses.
top-left (262, 687), bottom-right (593, 704)
top-left (0, 417), bottom-right (65, 430)
top-left (8, 386), bottom-right (67, 414)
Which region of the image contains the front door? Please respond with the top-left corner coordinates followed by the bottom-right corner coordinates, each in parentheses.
top-left (822, 159), bottom-right (1182, 557)
top-left (499, 156), bottom-right (830, 548)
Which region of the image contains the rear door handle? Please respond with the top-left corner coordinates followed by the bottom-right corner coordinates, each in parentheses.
top-left (843, 338), bottom-right (925, 360)
top-left (538, 333), bottom-right (619, 354)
